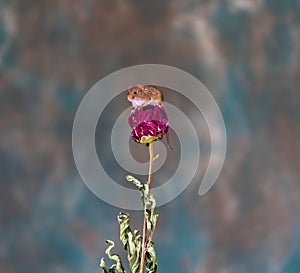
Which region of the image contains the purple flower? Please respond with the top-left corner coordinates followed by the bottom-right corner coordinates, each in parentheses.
top-left (128, 104), bottom-right (169, 144)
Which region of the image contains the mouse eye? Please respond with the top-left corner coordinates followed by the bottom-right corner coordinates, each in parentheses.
top-left (133, 91), bottom-right (137, 95)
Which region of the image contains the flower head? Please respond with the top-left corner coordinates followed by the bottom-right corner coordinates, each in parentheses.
top-left (128, 104), bottom-right (169, 144)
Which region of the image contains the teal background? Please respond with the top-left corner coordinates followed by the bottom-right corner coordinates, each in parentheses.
top-left (1, 1), bottom-right (300, 273)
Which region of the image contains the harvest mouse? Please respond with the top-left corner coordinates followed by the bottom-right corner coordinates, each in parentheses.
top-left (127, 85), bottom-right (163, 108)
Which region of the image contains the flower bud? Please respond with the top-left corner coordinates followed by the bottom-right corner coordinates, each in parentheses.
top-left (128, 104), bottom-right (169, 144)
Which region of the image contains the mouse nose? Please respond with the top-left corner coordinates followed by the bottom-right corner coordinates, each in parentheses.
top-left (128, 94), bottom-right (134, 100)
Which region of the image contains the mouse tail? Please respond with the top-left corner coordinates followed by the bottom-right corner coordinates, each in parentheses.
top-left (165, 131), bottom-right (174, 151)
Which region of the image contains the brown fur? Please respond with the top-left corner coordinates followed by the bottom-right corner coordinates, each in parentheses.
top-left (128, 85), bottom-right (163, 104)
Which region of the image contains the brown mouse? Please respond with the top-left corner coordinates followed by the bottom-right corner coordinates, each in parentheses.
top-left (127, 85), bottom-right (163, 108)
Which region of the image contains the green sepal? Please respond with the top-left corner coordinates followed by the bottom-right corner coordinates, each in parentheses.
top-left (140, 135), bottom-right (158, 144)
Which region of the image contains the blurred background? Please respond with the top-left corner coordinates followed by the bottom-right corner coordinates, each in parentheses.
top-left (1, 0), bottom-right (300, 272)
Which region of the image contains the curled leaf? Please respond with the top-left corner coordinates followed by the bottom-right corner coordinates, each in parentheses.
top-left (100, 258), bottom-right (115, 273)
top-left (153, 154), bottom-right (159, 161)
top-left (101, 175), bottom-right (159, 273)
top-left (100, 240), bottom-right (126, 273)
top-left (145, 241), bottom-right (158, 273)
top-left (126, 175), bottom-right (143, 190)
top-left (118, 213), bottom-right (142, 273)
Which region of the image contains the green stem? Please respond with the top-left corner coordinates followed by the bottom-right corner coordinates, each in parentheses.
top-left (139, 142), bottom-right (154, 273)
top-left (148, 142), bottom-right (154, 189)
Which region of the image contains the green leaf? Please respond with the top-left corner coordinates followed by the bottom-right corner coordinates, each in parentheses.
top-left (100, 258), bottom-right (116, 273)
top-left (143, 190), bottom-right (158, 235)
top-left (118, 213), bottom-right (142, 273)
top-left (145, 241), bottom-right (158, 273)
top-left (125, 175), bottom-right (143, 190)
top-left (100, 240), bottom-right (126, 273)
top-left (104, 175), bottom-right (159, 273)
top-left (153, 154), bottom-right (159, 161)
